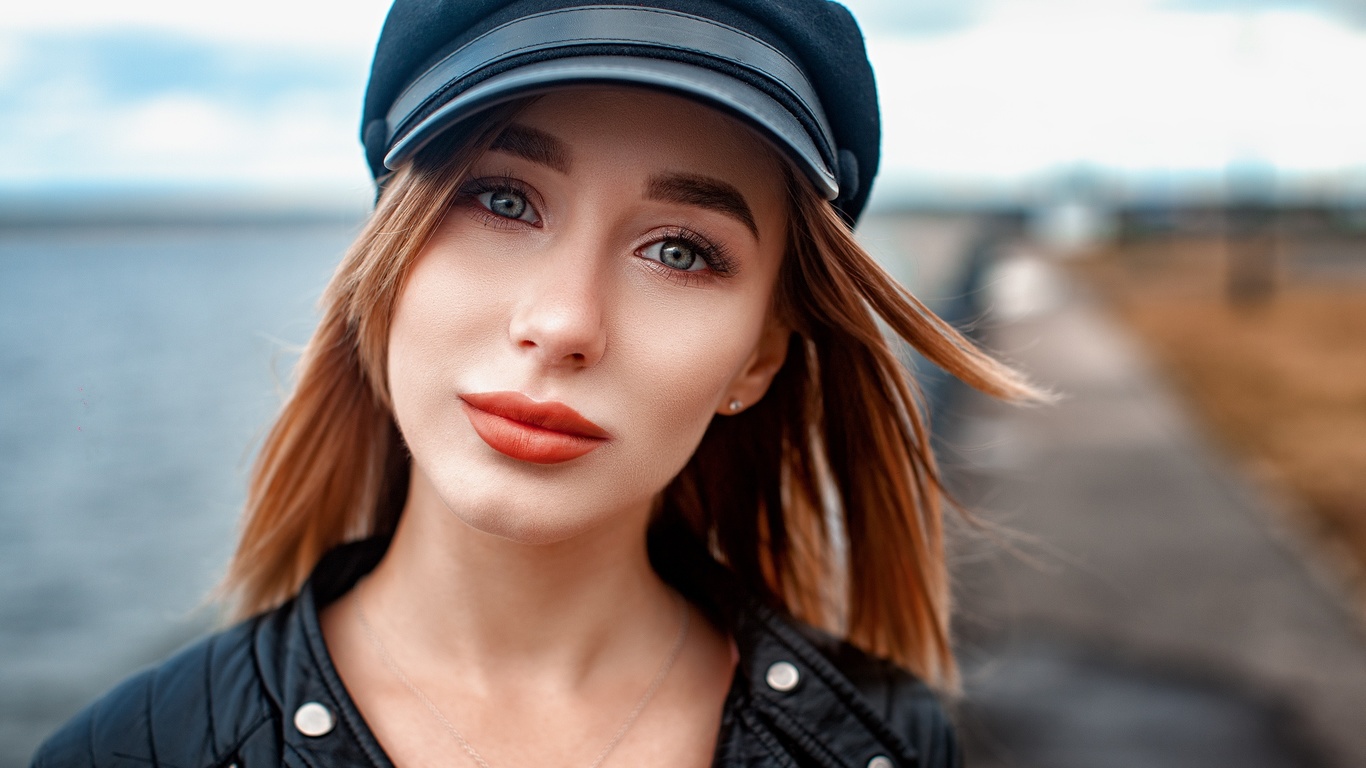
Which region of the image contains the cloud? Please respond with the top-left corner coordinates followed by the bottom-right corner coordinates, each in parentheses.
top-left (840, 0), bottom-right (989, 37)
top-left (3, 29), bottom-right (363, 105)
top-left (0, 30), bottom-right (370, 190)
top-left (869, 6), bottom-right (1366, 191)
top-left (1160, 0), bottom-right (1366, 27)
top-left (5, 3), bottom-right (1366, 199)
top-left (0, 0), bottom-right (390, 48)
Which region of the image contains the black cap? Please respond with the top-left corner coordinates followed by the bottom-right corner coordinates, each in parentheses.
top-left (361, 0), bottom-right (880, 222)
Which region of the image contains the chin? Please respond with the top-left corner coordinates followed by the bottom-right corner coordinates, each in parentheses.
top-left (420, 465), bottom-right (650, 547)
top-left (400, 426), bottom-right (694, 548)
top-left (453, 499), bottom-right (603, 546)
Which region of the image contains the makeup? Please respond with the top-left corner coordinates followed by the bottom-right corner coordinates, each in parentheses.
top-left (383, 88), bottom-right (789, 540)
top-left (460, 391), bottom-right (609, 464)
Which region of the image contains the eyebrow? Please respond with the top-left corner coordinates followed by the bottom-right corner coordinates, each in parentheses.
top-left (647, 173), bottom-right (758, 238)
top-left (489, 123), bottom-right (571, 173)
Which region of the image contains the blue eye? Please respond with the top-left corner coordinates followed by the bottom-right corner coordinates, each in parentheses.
top-left (643, 238), bottom-right (707, 272)
top-left (477, 189), bottom-right (536, 222)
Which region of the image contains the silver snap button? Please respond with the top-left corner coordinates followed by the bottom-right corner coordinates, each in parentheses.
top-left (293, 701), bottom-right (335, 737)
top-left (868, 756), bottom-right (894, 768)
top-left (765, 661), bottom-right (800, 692)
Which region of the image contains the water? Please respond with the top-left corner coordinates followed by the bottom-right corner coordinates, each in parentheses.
top-left (0, 221), bottom-right (359, 765)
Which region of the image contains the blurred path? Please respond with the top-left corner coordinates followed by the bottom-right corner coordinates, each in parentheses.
top-left (939, 248), bottom-right (1366, 767)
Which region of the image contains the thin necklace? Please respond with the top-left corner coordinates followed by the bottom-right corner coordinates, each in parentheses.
top-left (354, 585), bottom-right (690, 768)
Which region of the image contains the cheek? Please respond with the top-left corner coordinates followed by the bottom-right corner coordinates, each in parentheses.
top-left (386, 249), bottom-right (503, 427)
top-left (606, 295), bottom-right (766, 472)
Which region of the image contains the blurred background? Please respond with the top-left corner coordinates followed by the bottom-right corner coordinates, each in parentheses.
top-left (3, 0), bottom-right (1365, 766)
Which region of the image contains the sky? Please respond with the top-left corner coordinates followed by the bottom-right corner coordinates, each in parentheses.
top-left (3, 0), bottom-right (1365, 205)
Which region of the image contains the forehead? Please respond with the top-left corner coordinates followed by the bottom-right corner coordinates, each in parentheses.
top-left (503, 87), bottom-right (788, 203)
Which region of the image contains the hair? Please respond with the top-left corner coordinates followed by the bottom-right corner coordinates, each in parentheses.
top-left (221, 103), bottom-right (1039, 690)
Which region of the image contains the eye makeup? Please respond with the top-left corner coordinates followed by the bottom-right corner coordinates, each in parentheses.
top-left (457, 175), bottom-right (543, 228)
top-left (455, 171), bottom-right (746, 288)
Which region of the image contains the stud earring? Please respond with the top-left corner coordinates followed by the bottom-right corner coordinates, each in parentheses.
top-left (728, 399), bottom-right (742, 413)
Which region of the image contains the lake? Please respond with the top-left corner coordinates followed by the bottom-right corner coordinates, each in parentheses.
top-left (0, 221), bottom-right (358, 764)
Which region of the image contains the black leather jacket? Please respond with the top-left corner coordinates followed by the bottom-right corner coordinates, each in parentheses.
top-left (32, 538), bottom-right (960, 768)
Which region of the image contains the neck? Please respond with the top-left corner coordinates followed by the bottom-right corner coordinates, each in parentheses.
top-left (359, 468), bottom-right (678, 686)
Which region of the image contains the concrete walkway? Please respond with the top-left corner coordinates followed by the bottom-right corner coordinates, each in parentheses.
top-left (936, 248), bottom-right (1366, 767)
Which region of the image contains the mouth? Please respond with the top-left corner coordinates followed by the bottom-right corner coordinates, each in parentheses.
top-left (460, 391), bottom-right (610, 464)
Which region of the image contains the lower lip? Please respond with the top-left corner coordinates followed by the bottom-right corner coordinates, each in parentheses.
top-left (461, 401), bottom-right (607, 464)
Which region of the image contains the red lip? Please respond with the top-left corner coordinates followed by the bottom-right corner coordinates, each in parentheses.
top-left (460, 391), bottom-right (609, 464)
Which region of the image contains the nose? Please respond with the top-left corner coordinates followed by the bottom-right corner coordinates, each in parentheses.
top-left (508, 254), bottom-right (608, 370)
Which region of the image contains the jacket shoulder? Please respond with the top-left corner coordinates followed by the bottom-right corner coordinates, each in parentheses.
top-left (30, 619), bottom-right (277, 768)
top-left (797, 625), bottom-right (962, 768)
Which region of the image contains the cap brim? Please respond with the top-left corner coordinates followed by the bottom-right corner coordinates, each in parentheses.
top-left (382, 56), bottom-right (839, 200)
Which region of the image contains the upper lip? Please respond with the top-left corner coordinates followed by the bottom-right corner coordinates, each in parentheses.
top-left (460, 391), bottom-right (610, 440)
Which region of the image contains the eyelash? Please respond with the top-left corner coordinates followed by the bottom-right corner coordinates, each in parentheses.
top-left (645, 227), bottom-right (737, 287)
top-left (457, 175), bottom-right (539, 229)
top-left (456, 175), bottom-right (739, 286)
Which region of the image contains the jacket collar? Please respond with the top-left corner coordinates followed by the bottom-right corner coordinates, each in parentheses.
top-left (254, 537), bottom-right (397, 767)
top-left (253, 536), bottom-right (921, 768)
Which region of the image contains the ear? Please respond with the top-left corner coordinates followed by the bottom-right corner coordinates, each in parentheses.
top-left (718, 313), bottom-right (792, 415)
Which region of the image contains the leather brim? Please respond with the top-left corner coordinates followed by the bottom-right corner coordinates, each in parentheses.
top-left (382, 56), bottom-right (839, 200)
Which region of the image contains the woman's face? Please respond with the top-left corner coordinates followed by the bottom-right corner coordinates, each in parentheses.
top-left (387, 88), bottom-right (791, 544)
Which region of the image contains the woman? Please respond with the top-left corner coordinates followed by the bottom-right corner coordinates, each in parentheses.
top-left (34, 1), bottom-right (1035, 767)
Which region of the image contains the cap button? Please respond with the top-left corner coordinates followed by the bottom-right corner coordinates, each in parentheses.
top-left (765, 661), bottom-right (801, 692)
top-left (868, 757), bottom-right (894, 768)
top-left (294, 701), bottom-right (335, 737)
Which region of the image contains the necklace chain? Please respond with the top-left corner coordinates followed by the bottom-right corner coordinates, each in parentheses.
top-left (354, 586), bottom-right (690, 768)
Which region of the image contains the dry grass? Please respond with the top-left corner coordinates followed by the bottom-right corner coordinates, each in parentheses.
top-left (1074, 235), bottom-right (1366, 580)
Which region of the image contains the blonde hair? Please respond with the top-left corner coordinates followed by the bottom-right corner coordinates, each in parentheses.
top-left (221, 105), bottom-right (1037, 690)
